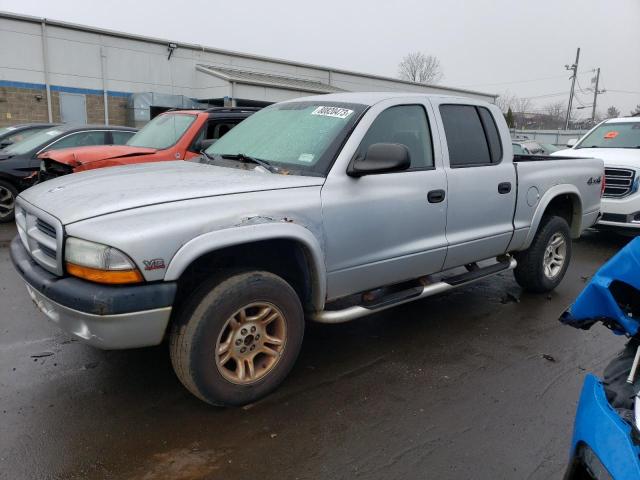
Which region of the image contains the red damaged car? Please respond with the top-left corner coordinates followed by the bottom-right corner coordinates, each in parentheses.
top-left (38, 107), bottom-right (259, 180)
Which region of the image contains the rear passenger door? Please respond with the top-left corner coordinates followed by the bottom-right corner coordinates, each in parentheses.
top-left (435, 102), bottom-right (516, 269)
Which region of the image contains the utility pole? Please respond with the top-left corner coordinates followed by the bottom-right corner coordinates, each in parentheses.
top-left (591, 68), bottom-right (605, 125)
top-left (564, 47), bottom-right (580, 130)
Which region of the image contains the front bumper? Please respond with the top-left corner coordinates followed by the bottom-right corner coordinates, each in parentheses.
top-left (565, 374), bottom-right (640, 480)
top-left (10, 237), bottom-right (177, 349)
top-left (597, 196), bottom-right (640, 231)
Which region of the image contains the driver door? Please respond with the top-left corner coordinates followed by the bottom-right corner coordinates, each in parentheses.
top-left (321, 101), bottom-right (448, 301)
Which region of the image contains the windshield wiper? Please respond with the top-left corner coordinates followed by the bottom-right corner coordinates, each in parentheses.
top-left (200, 150), bottom-right (216, 163)
top-left (221, 153), bottom-right (278, 173)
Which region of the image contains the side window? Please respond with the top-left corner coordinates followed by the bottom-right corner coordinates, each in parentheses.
top-left (355, 105), bottom-right (434, 169)
top-left (47, 131), bottom-right (106, 151)
top-left (212, 122), bottom-right (236, 139)
top-left (206, 121), bottom-right (238, 140)
top-left (111, 131), bottom-right (135, 145)
top-left (190, 120), bottom-right (239, 152)
top-left (477, 107), bottom-right (502, 163)
top-left (189, 127), bottom-right (206, 152)
top-left (440, 104), bottom-right (493, 167)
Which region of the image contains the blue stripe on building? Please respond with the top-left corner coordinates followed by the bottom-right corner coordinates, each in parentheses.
top-left (0, 79), bottom-right (131, 98)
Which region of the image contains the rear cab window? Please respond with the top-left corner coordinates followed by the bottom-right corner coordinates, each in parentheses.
top-left (439, 104), bottom-right (503, 167)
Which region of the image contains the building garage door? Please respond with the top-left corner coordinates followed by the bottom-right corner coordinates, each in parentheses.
top-left (59, 92), bottom-right (87, 124)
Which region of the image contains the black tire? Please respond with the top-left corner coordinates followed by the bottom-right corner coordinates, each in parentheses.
top-left (514, 215), bottom-right (572, 293)
top-left (0, 180), bottom-right (18, 223)
top-left (170, 270), bottom-right (304, 406)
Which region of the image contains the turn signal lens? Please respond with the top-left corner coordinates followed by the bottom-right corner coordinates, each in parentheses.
top-left (66, 262), bottom-right (143, 284)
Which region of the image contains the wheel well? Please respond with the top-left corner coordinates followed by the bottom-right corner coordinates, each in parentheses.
top-left (542, 193), bottom-right (582, 237)
top-left (173, 239), bottom-right (317, 314)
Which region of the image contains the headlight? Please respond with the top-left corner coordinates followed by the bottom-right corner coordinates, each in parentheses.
top-left (64, 237), bottom-right (143, 284)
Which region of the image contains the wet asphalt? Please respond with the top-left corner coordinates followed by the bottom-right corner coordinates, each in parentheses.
top-left (0, 222), bottom-right (631, 480)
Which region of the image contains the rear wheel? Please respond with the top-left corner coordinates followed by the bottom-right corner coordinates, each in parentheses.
top-left (0, 180), bottom-right (17, 223)
top-left (514, 215), bottom-right (572, 293)
top-left (170, 270), bottom-right (304, 406)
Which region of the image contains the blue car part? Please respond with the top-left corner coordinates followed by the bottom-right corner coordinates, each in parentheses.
top-left (561, 237), bottom-right (640, 336)
top-left (565, 374), bottom-right (640, 479)
top-left (562, 238), bottom-right (640, 478)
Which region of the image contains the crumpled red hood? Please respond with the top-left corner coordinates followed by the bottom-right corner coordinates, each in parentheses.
top-left (38, 145), bottom-right (157, 167)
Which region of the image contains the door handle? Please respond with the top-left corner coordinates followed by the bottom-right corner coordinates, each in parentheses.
top-left (498, 182), bottom-right (512, 194)
top-left (427, 189), bottom-right (446, 203)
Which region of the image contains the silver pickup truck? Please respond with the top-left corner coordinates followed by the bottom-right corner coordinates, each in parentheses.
top-left (11, 92), bottom-right (603, 406)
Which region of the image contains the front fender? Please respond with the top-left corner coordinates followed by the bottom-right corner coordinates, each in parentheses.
top-left (163, 222), bottom-right (327, 310)
top-left (522, 184), bottom-right (582, 250)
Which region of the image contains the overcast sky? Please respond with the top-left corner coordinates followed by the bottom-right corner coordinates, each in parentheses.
top-left (2, 0), bottom-right (639, 117)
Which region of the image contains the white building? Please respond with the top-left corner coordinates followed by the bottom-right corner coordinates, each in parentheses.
top-left (0, 11), bottom-right (496, 127)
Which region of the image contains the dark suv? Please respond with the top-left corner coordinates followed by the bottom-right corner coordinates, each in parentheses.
top-left (0, 124), bottom-right (137, 222)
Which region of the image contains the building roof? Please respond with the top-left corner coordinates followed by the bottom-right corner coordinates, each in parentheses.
top-left (0, 11), bottom-right (497, 101)
top-left (196, 65), bottom-right (344, 94)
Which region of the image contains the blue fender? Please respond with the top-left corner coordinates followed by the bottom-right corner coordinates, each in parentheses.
top-left (561, 237), bottom-right (640, 336)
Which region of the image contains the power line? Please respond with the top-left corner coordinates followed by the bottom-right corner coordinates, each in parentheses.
top-left (607, 89), bottom-right (640, 95)
top-left (520, 91), bottom-right (570, 100)
top-left (458, 71), bottom-right (592, 88)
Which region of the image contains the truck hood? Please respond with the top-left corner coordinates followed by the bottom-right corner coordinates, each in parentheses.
top-left (38, 145), bottom-right (158, 167)
top-left (20, 161), bottom-right (325, 224)
top-left (553, 148), bottom-right (640, 169)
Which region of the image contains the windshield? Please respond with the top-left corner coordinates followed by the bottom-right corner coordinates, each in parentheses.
top-left (3, 127), bottom-right (65, 155)
top-left (576, 122), bottom-right (640, 149)
top-left (127, 113), bottom-right (196, 149)
top-left (0, 126), bottom-right (43, 145)
top-left (206, 101), bottom-right (367, 175)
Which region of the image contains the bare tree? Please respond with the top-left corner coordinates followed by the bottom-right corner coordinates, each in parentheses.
top-left (631, 104), bottom-right (640, 116)
top-left (495, 91), bottom-right (517, 113)
top-left (544, 101), bottom-right (566, 120)
top-left (606, 106), bottom-right (620, 118)
top-left (513, 97), bottom-right (532, 115)
top-left (398, 52), bottom-right (443, 84)
top-left (542, 101), bottom-right (566, 129)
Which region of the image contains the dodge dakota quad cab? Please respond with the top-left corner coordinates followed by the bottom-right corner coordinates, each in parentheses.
top-left (11, 93), bottom-right (603, 406)
top-left (553, 116), bottom-right (640, 234)
top-left (37, 107), bottom-right (259, 180)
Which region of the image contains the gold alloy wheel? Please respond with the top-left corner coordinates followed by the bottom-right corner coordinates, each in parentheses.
top-left (215, 302), bottom-right (287, 384)
top-left (543, 232), bottom-right (567, 279)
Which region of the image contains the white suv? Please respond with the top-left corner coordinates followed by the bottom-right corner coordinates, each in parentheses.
top-left (553, 116), bottom-right (640, 233)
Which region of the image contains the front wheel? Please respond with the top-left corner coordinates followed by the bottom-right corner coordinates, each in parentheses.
top-left (170, 271), bottom-right (304, 406)
top-left (0, 180), bottom-right (18, 223)
top-left (514, 215), bottom-right (572, 293)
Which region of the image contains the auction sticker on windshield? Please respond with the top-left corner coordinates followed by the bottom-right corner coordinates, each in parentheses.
top-left (311, 106), bottom-right (353, 119)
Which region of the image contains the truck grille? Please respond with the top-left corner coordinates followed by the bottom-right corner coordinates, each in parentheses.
top-left (14, 199), bottom-right (64, 275)
top-left (604, 168), bottom-right (636, 198)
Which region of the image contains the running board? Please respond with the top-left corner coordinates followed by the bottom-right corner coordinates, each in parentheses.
top-left (311, 257), bottom-right (517, 324)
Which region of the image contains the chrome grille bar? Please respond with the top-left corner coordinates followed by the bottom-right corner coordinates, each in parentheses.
top-left (15, 198), bottom-right (64, 275)
top-left (604, 168), bottom-right (635, 198)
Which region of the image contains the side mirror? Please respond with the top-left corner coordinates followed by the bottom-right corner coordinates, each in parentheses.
top-left (347, 143), bottom-right (411, 177)
top-left (566, 138), bottom-right (578, 148)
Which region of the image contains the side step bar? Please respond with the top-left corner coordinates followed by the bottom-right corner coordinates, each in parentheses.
top-left (311, 257), bottom-right (517, 324)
